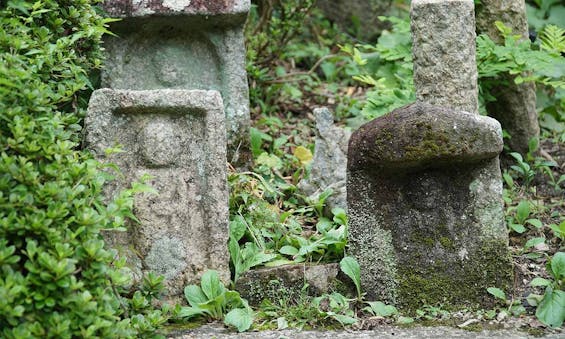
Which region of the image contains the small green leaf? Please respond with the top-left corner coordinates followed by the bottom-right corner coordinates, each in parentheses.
top-left (330, 313), bottom-right (358, 325)
top-left (550, 252), bottom-right (565, 279)
top-left (526, 219), bottom-right (543, 229)
top-left (201, 270), bottom-right (224, 300)
top-left (397, 316), bottom-right (414, 324)
top-left (516, 201), bottom-right (530, 224)
top-left (510, 223), bottom-right (526, 234)
top-left (229, 216), bottom-right (246, 242)
top-left (340, 256), bottom-right (361, 299)
top-left (279, 245), bottom-right (299, 256)
top-left (293, 146), bottom-right (313, 165)
top-left (524, 237), bottom-right (546, 249)
top-left (487, 287), bottom-right (506, 301)
top-left (224, 307), bottom-right (254, 332)
top-left (365, 301), bottom-right (398, 317)
top-left (530, 277), bottom-right (551, 287)
top-left (178, 306), bottom-right (206, 319)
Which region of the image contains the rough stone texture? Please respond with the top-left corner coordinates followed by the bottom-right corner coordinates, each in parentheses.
top-left (476, 0), bottom-right (539, 153)
top-left (299, 107), bottom-right (351, 212)
top-left (102, 0), bottom-right (251, 166)
top-left (349, 103), bottom-right (503, 171)
top-left (347, 102), bottom-right (513, 308)
top-left (411, 0), bottom-right (479, 115)
top-left (235, 263), bottom-right (339, 306)
top-left (168, 323), bottom-right (563, 339)
top-left (84, 89), bottom-right (230, 296)
top-left (316, 0), bottom-right (393, 41)
top-left (102, 0), bottom-right (249, 18)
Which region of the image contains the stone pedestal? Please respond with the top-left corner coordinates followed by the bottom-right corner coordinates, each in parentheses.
top-left (101, 0), bottom-right (251, 166)
top-left (85, 89), bottom-right (230, 296)
top-left (347, 0), bottom-right (513, 309)
top-left (347, 103), bottom-right (512, 308)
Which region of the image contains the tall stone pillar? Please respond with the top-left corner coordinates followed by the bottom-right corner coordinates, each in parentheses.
top-left (476, 0), bottom-right (539, 154)
top-left (347, 0), bottom-right (513, 310)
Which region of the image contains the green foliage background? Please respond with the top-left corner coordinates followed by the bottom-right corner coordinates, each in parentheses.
top-left (0, 1), bottom-right (167, 337)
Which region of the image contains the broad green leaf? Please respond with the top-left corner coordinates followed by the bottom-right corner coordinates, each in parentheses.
top-left (551, 252), bottom-right (565, 279)
top-left (330, 313), bottom-right (358, 325)
top-left (536, 287), bottom-right (565, 328)
top-left (201, 270), bottom-right (224, 300)
top-left (224, 290), bottom-right (246, 309)
top-left (184, 285), bottom-right (207, 306)
top-left (340, 256), bottom-right (361, 298)
top-left (530, 277), bottom-right (551, 287)
top-left (293, 146), bottom-right (313, 165)
top-left (279, 245), bottom-right (299, 256)
top-left (365, 301), bottom-right (398, 317)
top-left (487, 287), bottom-right (506, 301)
top-left (178, 306), bottom-right (206, 319)
top-left (224, 307), bottom-right (254, 332)
top-left (256, 152), bottom-right (282, 169)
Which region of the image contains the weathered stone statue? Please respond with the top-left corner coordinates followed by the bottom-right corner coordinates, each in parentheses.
top-left (476, 0), bottom-right (539, 154)
top-left (101, 0), bottom-right (251, 166)
top-left (85, 89), bottom-right (230, 297)
top-left (347, 0), bottom-right (513, 309)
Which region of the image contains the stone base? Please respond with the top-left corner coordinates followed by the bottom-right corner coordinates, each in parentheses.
top-left (235, 264), bottom-right (340, 306)
top-left (347, 102), bottom-right (513, 309)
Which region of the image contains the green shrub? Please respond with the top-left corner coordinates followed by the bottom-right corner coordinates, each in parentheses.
top-left (0, 1), bottom-right (167, 337)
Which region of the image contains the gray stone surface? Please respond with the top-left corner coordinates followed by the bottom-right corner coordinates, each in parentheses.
top-left (347, 103), bottom-right (512, 308)
top-left (476, 0), bottom-right (539, 153)
top-left (235, 263), bottom-right (340, 306)
top-left (85, 89), bottom-right (230, 297)
top-left (348, 0), bottom-right (512, 310)
top-left (101, 0), bottom-right (251, 166)
top-left (316, 0), bottom-right (393, 41)
top-left (168, 323), bottom-right (563, 338)
top-left (411, 0), bottom-right (479, 115)
top-left (299, 107), bottom-right (351, 213)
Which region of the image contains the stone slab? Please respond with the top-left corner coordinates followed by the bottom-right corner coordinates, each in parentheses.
top-left (235, 263), bottom-right (340, 306)
top-left (85, 89), bottom-right (230, 296)
top-left (168, 323), bottom-right (563, 338)
top-left (102, 0), bottom-right (250, 20)
top-left (102, 0), bottom-right (251, 166)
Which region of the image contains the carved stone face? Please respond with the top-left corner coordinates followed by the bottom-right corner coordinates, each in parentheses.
top-left (139, 118), bottom-right (182, 167)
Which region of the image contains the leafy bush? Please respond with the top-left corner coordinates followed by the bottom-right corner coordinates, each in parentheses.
top-left (342, 17), bottom-right (564, 128)
top-left (0, 1), bottom-right (167, 337)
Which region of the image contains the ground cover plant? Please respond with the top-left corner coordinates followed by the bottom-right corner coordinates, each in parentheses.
top-left (0, 1), bottom-right (171, 337)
